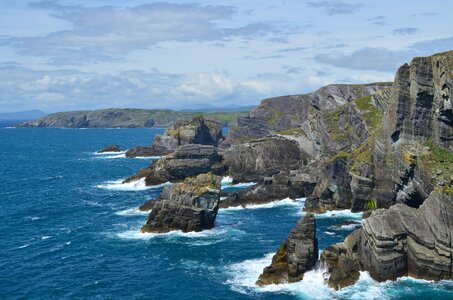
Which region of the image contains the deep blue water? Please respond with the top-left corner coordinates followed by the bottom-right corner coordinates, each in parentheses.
top-left (1, 128), bottom-right (453, 299)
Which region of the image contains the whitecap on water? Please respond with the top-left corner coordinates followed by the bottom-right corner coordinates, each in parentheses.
top-left (41, 236), bottom-right (51, 240)
top-left (220, 198), bottom-right (305, 212)
top-left (115, 207), bottom-right (149, 216)
top-left (115, 226), bottom-right (244, 245)
top-left (221, 176), bottom-right (234, 185)
top-left (226, 254), bottom-right (397, 299)
top-left (96, 178), bottom-right (172, 191)
top-left (315, 209), bottom-right (363, 220)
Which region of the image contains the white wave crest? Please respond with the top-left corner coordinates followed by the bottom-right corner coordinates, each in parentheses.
top-left (315, 209), bottom-right (363, 220)
top-left (115, 207), bottom-right (150, 216)
top-left (94, 150), bottom-right (127, 156)
top-left (221, 176), bottom-right (234, 185)
top-left (226, 255), bottom-right (394, 299)
top-left (220, 198), bottom-right (305, 212)
top-left (96, 178), bottom-right (171, 191)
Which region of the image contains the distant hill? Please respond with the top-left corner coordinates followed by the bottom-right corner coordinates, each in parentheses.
top-left (17, 107), bottom-right (253, 128)
top-left (0, 110), bottom-right (46, 121)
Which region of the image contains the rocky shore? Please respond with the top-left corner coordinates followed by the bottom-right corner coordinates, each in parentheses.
top-left (109, 50), bottom-right (453, 289)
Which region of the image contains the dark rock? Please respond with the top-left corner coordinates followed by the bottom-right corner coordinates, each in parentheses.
top-left (222, 135), bottom-right (309, 183)
top-left (97, 144), bottom-right (121, 153)
top-left (220, 169), bottom-right (318, 208)
top-left (141, 173), bottom-right (221, 233)
top-left (256, 214), bottom-right (318, 285)
top-left (139, 199), bottom-right (156, 211)
top-left (123, 144), bottom-right (226, 185)
top-left (125, 145), bottom-right (171, 158)
top-left (321, 191), bottom-right (453, 289)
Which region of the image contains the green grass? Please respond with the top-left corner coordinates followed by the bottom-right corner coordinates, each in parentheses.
top-left (367, 199), bottom-right (378, 210)
top-left (354, 95), bottom-right (383, 131)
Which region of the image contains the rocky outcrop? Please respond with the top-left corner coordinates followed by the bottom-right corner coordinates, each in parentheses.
top-left (97, 145), bottom-right (121, 153)
top-left (141, 173), bottom-right (221, 233)
top-left (306, 51), bottom-right (453, 213)
top-left (256, 214), bottom-right (318, 285)
top-left (220, 169), bottom-right (318, 208)
top-left (124, 144), bottom-right (226, 185)
top-left (17, 108), bottom-right (250, 128)
top-left (321, 191), bottom-right (453, 289)
top-left (126, 116), bottom-right (224, 157)
top-left (222, 135), bottom-right (311, 183)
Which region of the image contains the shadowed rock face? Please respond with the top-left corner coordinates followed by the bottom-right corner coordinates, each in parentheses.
top-left (222, 135), bottom-right (308, 183)
top-left (321, 192), bottom-right (453, 289)
top-left (141, 173), bottom-right (221, 233)
top-left (220, 169), bottom-right (318, 208)
top-left (124, 144), bottom-right (226, 185)
top-left (256, 214), bottom-right (318, 286)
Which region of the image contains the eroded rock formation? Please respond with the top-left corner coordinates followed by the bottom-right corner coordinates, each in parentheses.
top-left (141, 173), bottom-right (221, 233)
top-left (256, 214), bottom-right (318, 285)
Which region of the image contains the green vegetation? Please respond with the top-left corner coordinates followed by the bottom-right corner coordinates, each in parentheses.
top-left (267, 109), bottom-right (284, 125)
top-left (420, 141), bottom-right (453, 193)
top-left (367, 199), bottom-right (378, 210)
top-left (354, 95), bottom-right (383, 131)
top-left (324, 105), bottom-right (354, 142)
top-left (277, 127), bottom-right (306, 137)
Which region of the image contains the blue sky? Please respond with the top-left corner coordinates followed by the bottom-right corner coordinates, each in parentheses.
top-left (0, 0), bottom-right (452, 113)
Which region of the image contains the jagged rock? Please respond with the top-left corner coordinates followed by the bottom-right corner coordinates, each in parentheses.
top-left (306, 51), bottom-right (453, 213)
top-left (222, 135), bottom-right (309, 182)
top-left (124, 144), bottom-right (226, 185)
top-left (126, 116), bottom-right (224, 157)
top-left (321, 191), bottom-right (453, 289)
top-left (220, 169), bottom-right (318, 208)
top-left (97, 145), bottom-right (121, 153)
top-left (256, 214), bottom-right (318, 286)
top-left (141, 173), bottom-right (221, 233)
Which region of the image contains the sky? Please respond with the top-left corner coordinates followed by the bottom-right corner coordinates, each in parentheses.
top-left (0, 0), bottom-right (452, 113)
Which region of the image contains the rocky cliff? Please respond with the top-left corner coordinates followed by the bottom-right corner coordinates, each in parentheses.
top-left (141, 173), bottom-right (221, 233)
top-left (256, 214), bottom-right (318, 285)
top-left (306, 51), bottom-right (453, 213)
top-left (321, 191), bottom-right (453, 289)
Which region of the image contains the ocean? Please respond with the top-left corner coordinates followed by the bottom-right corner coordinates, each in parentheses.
top-left (1, 128), bottom-right (453, 299)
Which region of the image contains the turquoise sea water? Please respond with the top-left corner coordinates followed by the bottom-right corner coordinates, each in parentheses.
top-left (1, 128), bottom-right (453, 299)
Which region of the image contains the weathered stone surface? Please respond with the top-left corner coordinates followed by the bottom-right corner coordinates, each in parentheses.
top-left (256, 214), bottom-right (318, 286)
top-left (141, 173), bottom-right (221, 233)
top-left (124, 144), bottom-right (226, 185)
top-left (321, 191), bottom-right (453, 289)
top-left (220, 169), bottom-right (318, 208)
top-left (306, 51), bottom-right (453, 213)
top-left (97, 144), bottom-right (121, 153)
top-left (222, 135), bottom-right (309, 183)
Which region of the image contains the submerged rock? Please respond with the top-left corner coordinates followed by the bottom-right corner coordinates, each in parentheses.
top-left (97, 144), bottom-right (121, 153)
top-left (141, 173), bottom-right (221, 233)
top-left (256, 214), bottom-right (318, 286)
top-left (321, 191), bottom-right (453, 289)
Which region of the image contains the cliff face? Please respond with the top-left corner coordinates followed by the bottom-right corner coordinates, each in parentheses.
top-left (225, 83), bottom-right (392, 157)
top-left (321, 192), bottom-right (453, 289)
top-left (306, 51), bottom-right (453, 213)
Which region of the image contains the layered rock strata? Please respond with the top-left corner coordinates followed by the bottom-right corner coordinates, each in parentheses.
top-left (141, 173), bottom-right (221, 233)
top-left (256, 214), bottom-right (318, 285)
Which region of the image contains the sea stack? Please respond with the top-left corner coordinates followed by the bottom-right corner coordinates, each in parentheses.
top-left (141, 172), bottom-right (222, 233)
top-left (256, 214), bottom-right (318, 286)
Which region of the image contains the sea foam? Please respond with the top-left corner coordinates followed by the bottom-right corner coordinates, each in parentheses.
top-left (115, 207), bottom-right (150, 216)
top-left (96, 178), bottom-right (171, 191)
top-left (220, 198), bottom-right (305, 212)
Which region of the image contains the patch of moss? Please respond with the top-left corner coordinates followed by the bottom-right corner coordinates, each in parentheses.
top-left (367, 199), bottom-right (378, 210)
top-left (354, 95), bottom-right (383, 131)
top-left (324, 105), bottom-right (354, 142)
top-left (267, 109), bottom-right (284, 125)
top-left (420, 141), bottom-right (453, 185)
top-left (277, 127), bottom-right (306, 137)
